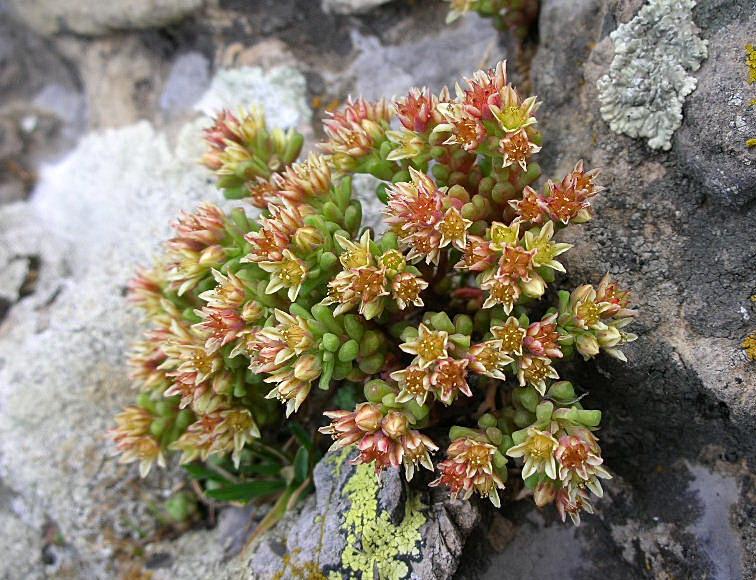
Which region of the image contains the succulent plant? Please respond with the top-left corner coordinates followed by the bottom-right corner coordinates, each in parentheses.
top-left (110, 60), bottom-right (638, 530)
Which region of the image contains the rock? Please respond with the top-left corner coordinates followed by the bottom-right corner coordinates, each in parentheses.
top-left (0, 66), bottom-right (310, 579)
top-left (322, 0), bottom-right (394, 14)
top-left (0, 15), bottom-right (85, 203)
top-left (5, 0), bottom-right (204, 36)
top-left (675, 14), bottom-right (756, 207)
top-left (460, 0), bottom-right (756, 577)
top-left (216, 39), bottom-right (298, 71)
top-left (335, 12), bottom-right (500, 101)
top-left (160, 52), bottom-right (211, 116)
top-left (246, 449), bottom-right (481, 579)
top-left (194, 66), bottom-right (310, 130)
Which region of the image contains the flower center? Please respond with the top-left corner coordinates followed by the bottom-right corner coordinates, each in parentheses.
top-left (439, 211), bottom-right (466, 241)
top-left (279, 257), bottom-right (305, 286)
top-left (577, 301), bottom-right (600, 326)
top-left (524, 358), bottom-right (550, 382)
top-left (417, 334), bottom-right (446, 361)
top-left (380, 250), bottom-right (405, 271)
top-left (527, 434), bottom-right (555, 459)
top-left (494, 322), bottom-right (523, 352)
top-left (405, 369), bottom-right (428, 395)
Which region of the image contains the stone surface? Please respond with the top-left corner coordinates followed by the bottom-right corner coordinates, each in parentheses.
top-left (5, 0), bottom-right (204, 36)
top-left (337, 12), bottom-right (500, 101)
top-left (245, 449), bottom-right (481, 579)
top-left (483, 0), bottom-right (756, 577)
top-left (0, 14), bottom-right (85, 204)
top-left (675, 14), bottom-right (756, 207)
top-left (0, 66), bottom-right (310, 579)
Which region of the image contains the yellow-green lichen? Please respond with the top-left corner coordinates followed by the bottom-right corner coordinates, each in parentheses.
top-left (327, 445), bottom-right (354, 480)
top-left (333, 464), bottom-right (426, 580)
top-left (747, 45), bottom-right (756, 146)
top-left (742, 333), bottom-right (756, 361)
top-left (746, 44), bottom-right (756, 84)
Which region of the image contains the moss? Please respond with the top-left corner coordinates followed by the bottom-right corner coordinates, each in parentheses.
top-left (273, 549), bottom-right (328, 580)
top-left (332, 464), bottom-right (426, 580)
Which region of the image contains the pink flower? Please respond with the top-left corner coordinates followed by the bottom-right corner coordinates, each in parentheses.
top-left (384, 169), bottom-right (445, 265)
top-left (394, 88), bottom-right (437, 132)
top-left (523, 313), bottom-right (562, 359)
top-left (430, 438), bottom-right (505, 507)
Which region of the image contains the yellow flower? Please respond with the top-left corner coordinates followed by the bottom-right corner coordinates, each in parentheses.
top-left (437, 207), bottom-right (472, 250)
top-left (400, 323), bottom-right (449, 369)
top-left (260, 249), bottom-right (307, 301)
top-left (506, 428), bottom-right (559, 479)
top-left (335, 230), bottom-right (374, 270)
top-left (523, 221), bottom-right (572, 273)
top-left (489, 221), bottom-right (520, 250)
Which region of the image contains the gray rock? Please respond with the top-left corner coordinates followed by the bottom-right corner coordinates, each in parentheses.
top-left (462, 0), bottom-right (756, 577)
top-left (337, 13), bottom-right (500, 101)
top-left (322, 0), bottom-right (394, 14)
top-left (5, 0), bottom-right (204, 36)
top-left (160, 52), bottom-right (211, 116)
top-left (0, 66), bottom-right (310, 579)
top-left (675, 15), bottom-right (756, 207)
top-left (246, 449), bottom-right (481, 579)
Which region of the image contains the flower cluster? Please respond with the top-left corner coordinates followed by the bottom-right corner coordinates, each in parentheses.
top-left (111, 60), bottom-right (638, 529)
top-left (445, 0), bottom-right (540, 39)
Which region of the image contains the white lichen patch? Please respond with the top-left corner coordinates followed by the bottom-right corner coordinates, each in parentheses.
top-left (597, 0), bottom-right (708, 150)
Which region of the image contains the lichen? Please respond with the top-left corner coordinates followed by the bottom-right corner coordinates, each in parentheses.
top-left (746, 45), bottom-right (756, 147)
top-left (743, 333), bottom-right (756, 361)
top-left (330, 464), bottom-right (426, 580)
top-left (327, 445), bottom-right (354, 480)
top-left (746, 44), bottom-right (756, 85)
top-left (596, 0), bottom-right (708, 150)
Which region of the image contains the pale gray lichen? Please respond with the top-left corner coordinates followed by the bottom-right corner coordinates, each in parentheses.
top-left (597, 0), bottom-right (708, 150)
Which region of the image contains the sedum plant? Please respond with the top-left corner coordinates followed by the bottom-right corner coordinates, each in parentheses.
top-left (110, 60), bottom-right (638, 529)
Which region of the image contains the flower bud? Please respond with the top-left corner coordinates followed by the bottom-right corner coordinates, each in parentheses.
top-left (596, 326), bottom-right (621, 347)
top-left (355, 403), bottom-right (383, 432)
top-left (576, 334), bottom-right (600, 358)
top-left (242, 301), bottom-right (263, 323)
top-left (382, 411), bottom-right (409, 439)
top-left (520, 272), bottom-right (546, 298)
top-left (294, 354), bottom-right (322, 381)
top-left (294, 226), bottom-right (325, 254)
top-left (534, 480), bottom-right (557, 507)
top-left (199, 245), bottom-right (226, 267)
top-left (380, 249), bottom-right (406, 274)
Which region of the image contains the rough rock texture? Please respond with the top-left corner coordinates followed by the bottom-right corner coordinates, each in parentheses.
top-left (246, 449), bottom-right (481, 579)
top-left (0, 66), bottom-right (310, 579)
top-left (473, 0), bottom-right (755, 577)
top-left (676, 13), bottom-right (756, 207)
top-left (0, 15), bottom-right (85, 204)
top-left (5, 0), bottom-right (204, 36)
